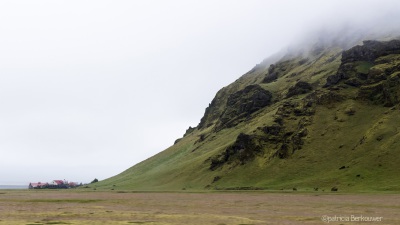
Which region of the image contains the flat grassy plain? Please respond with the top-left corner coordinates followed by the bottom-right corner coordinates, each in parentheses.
top-left (0, 190), bottom-right (399, 225)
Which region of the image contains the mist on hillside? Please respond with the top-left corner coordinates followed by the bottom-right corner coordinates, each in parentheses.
top-left (302, 13), bottom-right (398, 55)
top-left (254, 3), bottom-right (400, 71)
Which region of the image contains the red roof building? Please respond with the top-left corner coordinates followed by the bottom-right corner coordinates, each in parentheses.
top-left (53, 180), bottom-right (65, 185)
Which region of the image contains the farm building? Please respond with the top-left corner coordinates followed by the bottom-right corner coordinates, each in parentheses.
top-left (28, 182), bottom-right (48, 189)
top-left (28, 180), bottom-right (80, 189)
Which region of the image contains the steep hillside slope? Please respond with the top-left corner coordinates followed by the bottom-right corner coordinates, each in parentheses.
top-left (94, 39), bottom-right (400, 192)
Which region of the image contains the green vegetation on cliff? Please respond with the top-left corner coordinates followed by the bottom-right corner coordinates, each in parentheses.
top-left (94, 39), bottom-right (400, 192)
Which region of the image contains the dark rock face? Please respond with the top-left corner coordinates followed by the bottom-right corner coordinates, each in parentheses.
top-left (262, 60), bottom-right (297, 83)
top-left (199, 84), bottom-right (273, 131)
top-left (358, 73), bottom-right (400, 107)
top-left (174, 138), bottom-right (182, 145)
top-left (367, 67), bottom-right (388, 83)
top-left (344, 78), bottom-right (363, 87)
top-left (305, 90), bottom-right (344, 105)
top-left (262, 124), bottom-right (283, 137)
top-left (276, 99), bottom-right (315, 118)
top-left (227, 85), bottom-right (272, 114)
top-left (198, 85), bottom-right (241, 130)
top-left (263, 64), bottom-right (278, 83)
top-left (271, 96), bottom-right (318, 159)
top-left (208, 88), bottom-right (332, 170)
top-left (210, 133), bottom-right (263, 170)
top-left (183, 126), bottom-right (195, 137)
top-left (342, 40), bottom-right (400, 63)
top-left (212, 176), bottom-right (221, 183)
top-left (325, 40), bottom-right (400, 87)
top-left (209, 103), bottom-right (314, 169)
top-left (198, 95), bottom-right (220, 129)
top-left (323, 39), bottom-right (400, 107)
top-left (324, 61), bottom-right (363, 87)
top-left (217, 85), bottom-right (272, 130)
top-left (325, 72), bottom-right (346, 87)
top-left (286, 81), bottom-right (313, 98)
top-left (263, 72), bottom-right (278, 83)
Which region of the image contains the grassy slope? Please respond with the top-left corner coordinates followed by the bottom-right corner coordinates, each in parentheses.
top-left (94, 45), bottom-right (400, 192)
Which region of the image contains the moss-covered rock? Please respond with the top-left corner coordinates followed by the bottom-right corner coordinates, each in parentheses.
top-left (342, 40), bottom-right (400, 62)
top-left (210, 133), bottom-right (264, 170)
top-left (262, 64), bottom-right (279, 83)
top-left (325, 40), bottom-right (400, 87)
top-left (358, 73), bottom-right (400, 106)
top-left (216, 85), bottom-right (272, 130)
top-left (286, 81), bottom-right (313, 98)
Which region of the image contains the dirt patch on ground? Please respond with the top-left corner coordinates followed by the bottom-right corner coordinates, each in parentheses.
top-left (0, 190), bottom-right (399, 224)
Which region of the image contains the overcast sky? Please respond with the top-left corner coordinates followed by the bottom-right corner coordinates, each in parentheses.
top-left (1, 0), bottom-right (399, 185)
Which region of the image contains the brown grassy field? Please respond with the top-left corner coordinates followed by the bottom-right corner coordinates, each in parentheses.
top-left (0, 190), bottom-right (399, 225)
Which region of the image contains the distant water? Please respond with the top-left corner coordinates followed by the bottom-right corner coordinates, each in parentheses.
top-left (0, 185), bottom-right (27, 189)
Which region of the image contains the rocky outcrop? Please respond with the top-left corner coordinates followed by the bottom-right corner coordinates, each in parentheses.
top-left (324, 60), bottom-right (365, 87)
top-left (305, 90), bottom-right (344, 105)
top-left (216, 85), bottom-right (272, 130)
top-left (198, 91), bottom-right (224, 129)
top-left (183, 126), bottom-right (195, 137)
top-left (198, 67), bottom-right (275, 130)
top-left (263, 64), bottom-right (279, 83)
top-left (210, 133), bottom-right (264, 170)
top-left (271, 99), bottom-right (314, 159)
top-left (262, 59), bottom-right (299, 84)
top-left (208, 39), bottom-right (399, 174)
top-left (342, 40), bottom-right (400, 63)
top-left (358, 72), bottom-right (400, 107)
top-left (286, 81), bottom-right (313, 98)
top-left (261, 124), bottom-right (284, 139)
top-left (325, 40), bottom-right (400, 87)
top-left (209, 93), bottom-right (318, 170)
top-left (174, 138), bottom-right (182, 145)
top-left (323, 39), bottom-right (400, 107)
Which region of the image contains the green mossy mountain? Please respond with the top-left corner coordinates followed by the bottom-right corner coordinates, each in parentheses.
top-left (95, 38), bottom-right (400, 192)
